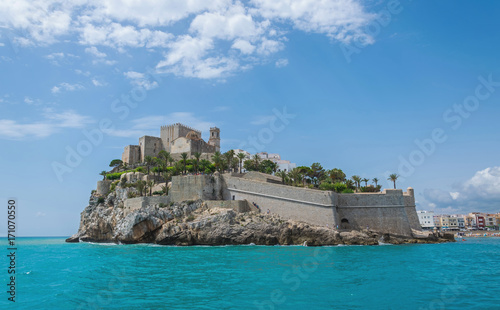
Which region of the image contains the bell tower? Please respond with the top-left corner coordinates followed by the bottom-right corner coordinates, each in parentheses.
top-left (208, 127), bottom-right (220, 152)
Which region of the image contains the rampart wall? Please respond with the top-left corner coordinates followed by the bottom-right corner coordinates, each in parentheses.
top-left (166, 173), bottom-right (421, 237)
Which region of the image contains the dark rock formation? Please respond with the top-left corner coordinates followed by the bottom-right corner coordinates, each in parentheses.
top-left (66, 199), bottom-right (455, 246)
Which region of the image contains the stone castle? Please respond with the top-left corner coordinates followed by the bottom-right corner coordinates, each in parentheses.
top-left (122, 123), bottom-right (220, 164)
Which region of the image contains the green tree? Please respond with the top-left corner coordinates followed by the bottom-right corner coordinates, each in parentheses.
top-left (223, 150), bottom-right (235, 173)
top-left (297, 166), bottom-right (312, 187)
top-left (109, 159), bottom-right (123, 169)
top-left (351, 175), bottom-right (362, 189)
top-left (147, 180), bottom-right (155, 196)
top-left (252, 154), bottom-right (261, 171)
top-left (192, 152), bottom-right (201, 173)
top-left (100, 171), bottom-right (107, 180)
top-left (237, 153), bottom-right (246, 173)
top-left (345, 179), bottom-right (356, 190)
top-left (372, 177), bottom-right (379, 187)
top-left (158, 150), bottom-right (172, 167)
top-left (260, 159), bottom-right (278, 175)
top-left (180, 153), bottom-right (188, 174)
top-left (328, 168), bottom-right (346, 183)
top-left (212, 151), bottom-right (222, 172)
top-left (276, 170), bottom-right (288, 184)
top-left (135, 180), bottom-right (146, 196)
top-left (388, 173), bottom-right (399, 189)
top-left (362, 178), bottom-right (369, 187)
top-left (309, 163), bottom-right (326, 186)
top-left (199, 159), bottom-right (212, 173)
top-left (144, 156), bottom-right (154, 175)
top-left (243, 159), bottom-right (256, 171)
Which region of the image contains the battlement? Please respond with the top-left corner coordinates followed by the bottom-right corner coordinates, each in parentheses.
top-left (161, 123), bottom-right (202, 134)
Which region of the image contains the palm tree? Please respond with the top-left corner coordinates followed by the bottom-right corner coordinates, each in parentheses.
top-left (100, 171), bottom-right (107, 180)
top-left (193, 152), bottom-right (201, 173)
top-left (388, 174), bottom-right (399, 189)
top-left (372, 178), bottom-right (379, 187)
top-left (223, 151), bottom-right (234, 173)
top-left (212, 151), bottom-right (222, 172)
top-left (252, 154), bottom-right (261, 171)
top-left (144, 155), bottom-right (153, 175)
top-left (227, 150), bottom-right (235, 172)
top-left (237, 153), bottom-right (246, 173)
top-left (158, 150), bottom-right (171, 167)
top-left (135, 180), bottom-right (146, 196)
top-left (276, 170), bottom-right (288, 184)
top-left (162, 171), bottom-right (171, 195)
top-left (148, 180), bottom-right (155, 196)
top-left (351, 175), bottom-right (361, 189)
top-left (362, 178), bottom-right (369, 187)
top-left (180, 153), bottom-right (188, 174)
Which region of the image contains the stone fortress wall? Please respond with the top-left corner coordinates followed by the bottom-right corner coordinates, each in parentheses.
top-left (167, 173), bottom-right (422, 237)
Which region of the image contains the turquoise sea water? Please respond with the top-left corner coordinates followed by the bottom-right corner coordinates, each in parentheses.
top-left (1, 237), bottom-right (499, 309)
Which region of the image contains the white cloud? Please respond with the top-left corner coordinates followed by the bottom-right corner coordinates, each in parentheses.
top-left (45, 52), bottom-right (65, 59)
top-left (92, 79), bottom-right (105, 87)
top-left (156, 35), bottom-right (240, 79)
top-left (85, 46), bottom-right (106, 58)
top-left (232, 39), bottom-right (255, 54)
top-left (51, 82), bottom-right (84, 94)
top-left (79, 23), bottom-right (173, 48)
top-left (36, 212), bottom-right (46, 218)
top-left (0, 110), bottom-right (93, 139)
top-left (75, 69), bottom-right (91, 76)
top-left (124, 71), bottom-right (158, 90)
top-left (0, 42), bottom-right (4, 47)
top-left (24, 96), bottom-right (34, 104)
top-left (424, 167), bottom-right (500, 214)
top-left (251, 0), bottom-right (376, 43)
top-left (105, 112), bottom-right (214, 138)
top-left (275, 58), bottom-right (288, 68)
top-left (1, 0), bottom-right (377, 79)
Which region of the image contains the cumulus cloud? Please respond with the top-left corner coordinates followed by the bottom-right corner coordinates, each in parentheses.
top-left (0, 0), bottom-right (377, 79)
top-left (123, 71), bottom-right (158, 90)
top-left (51, 82), bottom-right (84, 94)
top-left (275, 58), bottom-right (288, 68)
top-left (0, 110), bottom-right (93, 139)
top-left (423, 167), bottom-right (500, 214)
top-left (85, 46), bottom-right (106, 58)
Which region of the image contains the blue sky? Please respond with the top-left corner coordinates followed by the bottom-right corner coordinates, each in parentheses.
top-left (1, 0), bottom-right (500, 236)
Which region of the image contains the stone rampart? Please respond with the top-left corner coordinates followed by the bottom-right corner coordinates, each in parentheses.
top-left (205, 200), bottom-right (252, 213)
top-left (96, 180), bottom-right (112, 196)
top-left (165, 173), bottom-right (421, 237)
top-left (169, 175), bottom-right (220, 202)
top-left (222, 175), bottom-right (338, 227)
top-left (124, 196), bottom-right (170, 212)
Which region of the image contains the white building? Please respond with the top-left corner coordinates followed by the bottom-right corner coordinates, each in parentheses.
top-left (257, 152), bottom-right (297, 173)
top-left (417, 211), bottom-right (435, 230)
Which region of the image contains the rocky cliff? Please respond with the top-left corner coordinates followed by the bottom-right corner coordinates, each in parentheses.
top-left (66, 197), bottom-right (455, 246)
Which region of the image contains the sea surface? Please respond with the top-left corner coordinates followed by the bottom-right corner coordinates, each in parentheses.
top-left (1, 237), bottom-right (499, 309)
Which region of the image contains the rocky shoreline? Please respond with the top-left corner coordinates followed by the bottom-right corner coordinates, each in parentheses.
top-left (66, 199), bottom-right (455, 246)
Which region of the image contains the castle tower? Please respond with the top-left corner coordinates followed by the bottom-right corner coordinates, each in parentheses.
top-left (208, 127), bottom-right (220, 152)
